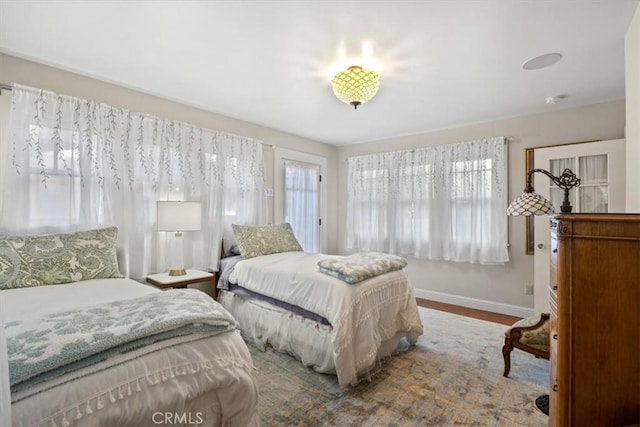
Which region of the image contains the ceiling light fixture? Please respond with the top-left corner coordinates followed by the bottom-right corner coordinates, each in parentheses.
top-left (331, 65), bottom-right (380, 109)
top-left (522, 53), bottom-right (563, 70)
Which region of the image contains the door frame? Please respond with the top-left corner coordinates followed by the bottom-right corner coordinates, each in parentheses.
top-left (274, 148), bottom-right (327, 253)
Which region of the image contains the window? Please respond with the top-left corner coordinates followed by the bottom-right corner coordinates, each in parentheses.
top-left (345, 137), bottom-right (508, 264)
top-left (25, 125), bottom-right (83, 229)
top-left (2, 85), bottom-right (266, 279)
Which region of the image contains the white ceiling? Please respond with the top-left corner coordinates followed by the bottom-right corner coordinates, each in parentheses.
top-left (1, 1), bottom-right (638, 146)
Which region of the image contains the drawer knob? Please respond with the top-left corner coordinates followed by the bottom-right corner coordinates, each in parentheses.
top-left (537, 243), bottom-right (545, 249)
top-left (552, 248), bottom-right (558, 253)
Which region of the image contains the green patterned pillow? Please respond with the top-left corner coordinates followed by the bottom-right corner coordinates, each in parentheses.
top-left (232, 223), bottom-right (303, 259)
top-left (0, 227), bottom-right (124, 290)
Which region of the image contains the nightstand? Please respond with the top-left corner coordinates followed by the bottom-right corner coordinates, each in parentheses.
top-left (146, 270), bottom-right (217, 299)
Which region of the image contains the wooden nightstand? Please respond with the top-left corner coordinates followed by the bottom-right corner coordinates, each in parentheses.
top-left (146, 270), bottom-right (218, 299)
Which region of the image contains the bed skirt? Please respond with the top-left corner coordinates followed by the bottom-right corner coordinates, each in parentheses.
top-left (217, 290), bottom-right (409, 383)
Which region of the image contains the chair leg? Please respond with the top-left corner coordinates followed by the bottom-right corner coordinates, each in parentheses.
top-left (502, 338), bottom-right (512, 377)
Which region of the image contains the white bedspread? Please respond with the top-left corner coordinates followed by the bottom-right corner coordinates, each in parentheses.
top-left (228, 251), bottom-right (424, 386)
top-left (4, 279), bottom-right (259, 427)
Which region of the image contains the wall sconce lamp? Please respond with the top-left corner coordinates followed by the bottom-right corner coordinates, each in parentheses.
top-left (507, 168), bottom-right (581, 215)
top-left (157, 201), bottom-right (202, 276)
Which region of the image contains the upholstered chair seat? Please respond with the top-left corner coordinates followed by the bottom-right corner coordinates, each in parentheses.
top-left (502, 313), bottom-right (550, 377)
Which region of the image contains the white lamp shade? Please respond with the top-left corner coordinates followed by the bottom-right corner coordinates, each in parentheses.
top-left (507, 192), bottom-right (554, 216)
top-left (157, 201), bottom-right (202, 231)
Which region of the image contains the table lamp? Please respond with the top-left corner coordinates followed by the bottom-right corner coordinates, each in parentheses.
top-left (157, 201), bottom-right (202, 276)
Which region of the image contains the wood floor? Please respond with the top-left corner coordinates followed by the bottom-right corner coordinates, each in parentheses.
top-left (416, 298), bottom-right (520, 326)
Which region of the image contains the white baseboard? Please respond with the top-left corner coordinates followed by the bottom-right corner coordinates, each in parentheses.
top-left (413, 288), bottom-right (534, 319)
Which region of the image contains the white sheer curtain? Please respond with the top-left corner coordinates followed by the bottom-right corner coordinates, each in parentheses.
top-left (0, 295), bottom-right (10, 426)
top-left (549, 157), bottom-right (576, 213)
top-left (219, 135), bottom-right (268, 248)
top-left (548, 155), bottom-right (609, 213)
top-left (284, 160), bottom-right (320, 252)
top-left (346, 137), bottom-right (508, 264)
top-left (578, 155), bottom-right (608, 212)
top-left (1, 84), bottom-right (266, 278)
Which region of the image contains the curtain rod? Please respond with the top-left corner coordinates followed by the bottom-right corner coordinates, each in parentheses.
top-left (0, 84), bottom-right (12, 92)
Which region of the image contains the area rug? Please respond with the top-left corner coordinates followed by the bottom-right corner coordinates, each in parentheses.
top-left (249, 307), bottom-right (549, 426)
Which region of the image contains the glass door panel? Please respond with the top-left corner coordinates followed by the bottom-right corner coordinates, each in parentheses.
top-left (549, 158), bottom-right (575, 213)
top-left (579, 154), bottom-right (608, 185)
top-left (284, 160), bottom-right (320, 252)
top-left (549, 158), bottom-right (575, 176)
top-left (577, 154), bottom-right (609, 212)
top-left (579, 186), bottom-right (608, 212)
top-left (548, 154), bottom-right (610, 213)
top-left (550, 187), bottom-right (575, 212)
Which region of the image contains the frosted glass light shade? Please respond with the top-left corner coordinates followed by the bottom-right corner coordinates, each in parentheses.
top-left (331, 65), bottom-right (380, 109)
top-left (507, 192), bottom-right (554, 216)
top-left (157, 201), bottom-right (202, 231)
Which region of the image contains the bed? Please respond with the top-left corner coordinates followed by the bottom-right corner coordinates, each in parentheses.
top-left (217, 223), bottom-right (424, 387)
top-left (1, 227), bottom-right (259, 426)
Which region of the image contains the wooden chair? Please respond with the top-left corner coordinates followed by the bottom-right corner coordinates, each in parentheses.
top-left (502, 313), bottom-right (550, 377)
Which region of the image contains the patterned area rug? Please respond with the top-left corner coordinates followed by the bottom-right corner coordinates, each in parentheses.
top-left (249, 307), bottom-right (549, 426)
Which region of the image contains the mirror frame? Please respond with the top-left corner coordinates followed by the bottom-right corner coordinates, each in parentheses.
top-left (524, 148), bottom-right (535, 254)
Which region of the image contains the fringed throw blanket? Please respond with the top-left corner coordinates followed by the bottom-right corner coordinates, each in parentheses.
top-left (7, 288), bottom-right (237, 392)
top-left (318, 252), bottom-right (408, 284)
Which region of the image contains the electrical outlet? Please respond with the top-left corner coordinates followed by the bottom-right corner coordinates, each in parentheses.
top-left (524, 283), bottom-right (534, 295)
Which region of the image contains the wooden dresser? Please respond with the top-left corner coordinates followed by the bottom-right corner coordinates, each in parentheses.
top-left (548, 213), bottom-right (640, 426)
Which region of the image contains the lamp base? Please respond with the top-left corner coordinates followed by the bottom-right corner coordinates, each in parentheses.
top-left (168, 268), bottom-right (187, 276)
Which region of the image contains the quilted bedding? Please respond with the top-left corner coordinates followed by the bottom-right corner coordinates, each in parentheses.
top-left (4, 278), bottom-right (259, 427)
top-left (226, 251), bottom-right (424, 386)
top-left (317, 251), bottom-right (408, 284)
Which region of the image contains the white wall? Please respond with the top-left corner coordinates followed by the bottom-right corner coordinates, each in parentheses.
top-left (337, 101), bottom-right (625, 316)
top-left (0, 53), bottom-right (341, 253)
top-left (626, 3), bottom-right (640, 212)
